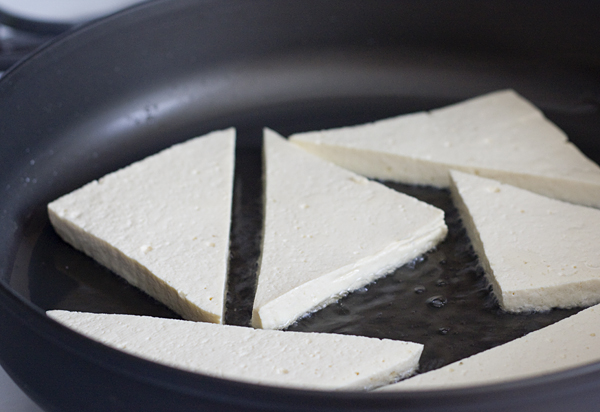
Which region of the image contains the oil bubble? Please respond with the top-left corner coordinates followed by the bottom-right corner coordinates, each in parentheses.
top-left (414, 285), bottom-right (426, 294)
top-left (427, 295), bottom-right (447, 308)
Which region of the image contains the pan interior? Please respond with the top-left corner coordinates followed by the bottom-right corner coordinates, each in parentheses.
top-left (2, 47), bottom-right (598, 375)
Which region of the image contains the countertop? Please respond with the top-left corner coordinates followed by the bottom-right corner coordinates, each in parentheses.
top-left (0, 365), bottom-right (44, 412)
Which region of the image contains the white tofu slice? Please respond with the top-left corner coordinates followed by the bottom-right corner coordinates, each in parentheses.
top-left (47, 310), bottom-right (423, 391)
top-left (252, 129), bottom-right (447, 330)
top-left (289, 90), bottom-right (600, 208)
top-left (47, 129), bottom-right (235, 324)
top-left (377, 304), bottom-right (600, 391)
top-left (450, 170), bottom-right (600, 312)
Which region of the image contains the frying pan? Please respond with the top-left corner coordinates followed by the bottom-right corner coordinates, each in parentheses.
top-left (1, 1), bottom-right (600, 411)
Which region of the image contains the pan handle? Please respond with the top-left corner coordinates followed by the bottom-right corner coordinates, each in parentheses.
top-left (0, 22), bottom-right (57, 72)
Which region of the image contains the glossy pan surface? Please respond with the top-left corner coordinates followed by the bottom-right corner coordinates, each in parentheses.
top-left (1, 1), bottom-right (600, 411)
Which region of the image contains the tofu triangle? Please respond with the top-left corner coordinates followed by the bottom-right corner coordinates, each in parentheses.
top-left (252, 129), bottom-right (447, 329)
top-left (449, 170), bottom-right (600, 312)
top-left (48, 310), bottom-right (424, 391)
top-left (289, 90), bottom-right (600, 208)
top-left (378, 303), bottom-right (600, 391)
top-left (48, 129), bottom-right (235, 323)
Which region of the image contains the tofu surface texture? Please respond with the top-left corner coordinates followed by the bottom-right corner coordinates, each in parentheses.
top-left (450, 170), bottom-right (600, 312)
top-left (289, 90), bottom-right (600, 208)
top-left (48, 310), bottom-right (423, 391)
top-left (377, 304), bottom-right (600, 391)
top-left (252, 129), bottom-right (447, 329)
top-left (47, 129), bottom-right (235, 324)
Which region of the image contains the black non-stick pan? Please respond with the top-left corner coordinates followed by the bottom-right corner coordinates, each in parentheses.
top-left (2, 1), bottom-right (600, 411)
